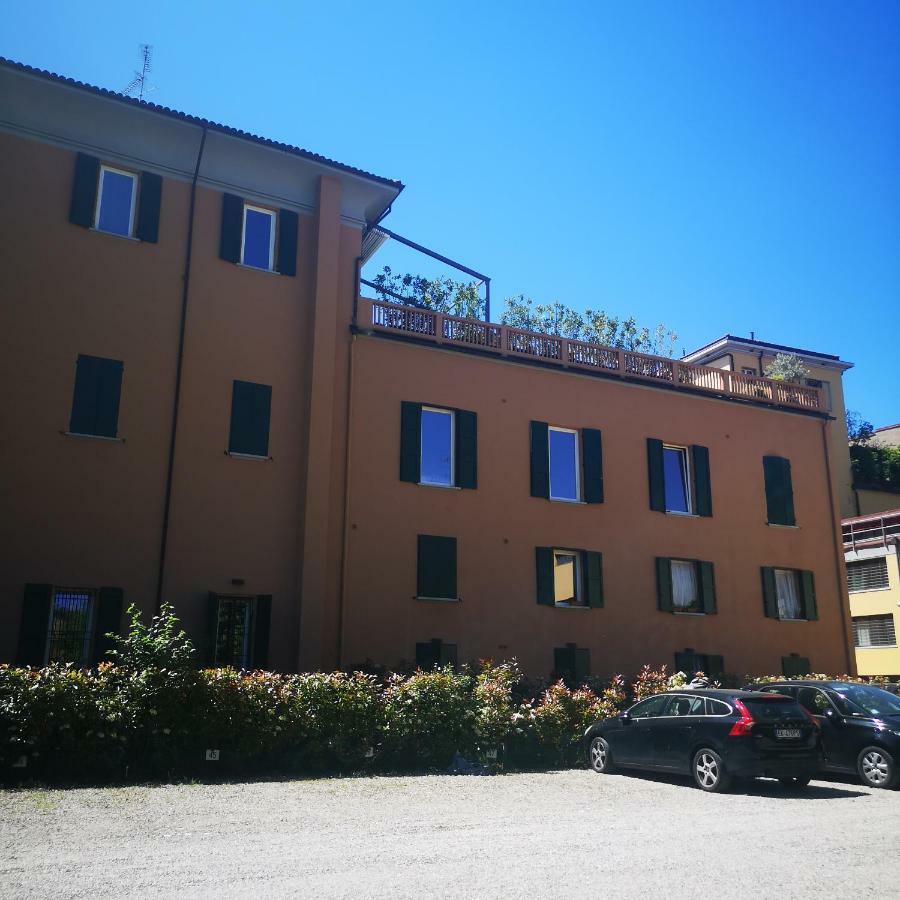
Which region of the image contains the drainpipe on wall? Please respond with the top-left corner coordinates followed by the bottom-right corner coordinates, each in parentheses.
top-left (821, 418), bottom-right (855, 675)
top-left (155, 126), bottom-right (208, 612)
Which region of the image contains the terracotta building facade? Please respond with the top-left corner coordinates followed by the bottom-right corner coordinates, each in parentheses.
top-left (0, 59), bottom-right (856, 680)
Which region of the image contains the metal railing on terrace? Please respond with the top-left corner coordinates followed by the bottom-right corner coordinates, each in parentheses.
top-left (356, 297), bottom-right (825, 413)
top-left (843, 509), bottom-right (900, 551)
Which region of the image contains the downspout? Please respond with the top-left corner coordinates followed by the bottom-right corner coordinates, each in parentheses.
top-left (336, 330), bottom-right (356, 668)
top-left (155, 126), bottom-right (208, 612)
top-left (821, 418), bottom-right (855, 674)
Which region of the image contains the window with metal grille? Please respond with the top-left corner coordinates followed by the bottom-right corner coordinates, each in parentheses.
top-left (214, 597), bottom-right (253, 668)
top-left (47, 589), bottom-right (96, 665)
top-left (853, 614), bottom-right (897, 648)
top-left (846, 557), bottom-right (890, 593)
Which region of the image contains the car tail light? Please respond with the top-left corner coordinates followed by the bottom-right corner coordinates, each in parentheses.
top-left (729, 699), bottom-right (755, 736)
top-left (799, 706), bottom-right (820, 729)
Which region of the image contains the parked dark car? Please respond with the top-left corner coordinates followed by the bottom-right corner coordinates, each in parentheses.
top-left (744, 680), bottom-right (900, 789)
top-left (585, 689), bottom-right (821, 792)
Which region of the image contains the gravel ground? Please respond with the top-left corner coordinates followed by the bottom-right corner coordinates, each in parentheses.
top-left (1, 770), bottom-right (897, 899)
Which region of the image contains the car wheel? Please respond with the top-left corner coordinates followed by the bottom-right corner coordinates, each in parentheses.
top-left (857, 747), bottom-right (898, 789)
top-left (693, 748), bottom-right (731, 792)
top-left (778, 776), bottom-right (811, 790)
top-left (588, 736), bottom-right (614, 774)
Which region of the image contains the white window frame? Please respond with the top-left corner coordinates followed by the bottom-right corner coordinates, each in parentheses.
top-left (774, 568), bottom-right (804, 620)
top-left (548, 426), bottom-right (581, 502)
top-left (553, 548), bottom-right (584, 607)
top-left (94, 165), bottom-right (138, 237)
top-left (241, 204), bottom-right (277, 271)
top-left (663, 444), bottom-right (693, 515)
top-left (419, 406), bottom-right (455, 487)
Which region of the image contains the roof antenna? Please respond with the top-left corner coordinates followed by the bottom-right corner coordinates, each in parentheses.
top-left (750, 330), bottom-right (755, 340)
top-left (122, 44), bottom-right (155, 101)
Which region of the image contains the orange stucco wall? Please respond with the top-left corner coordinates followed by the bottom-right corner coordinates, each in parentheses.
top-left (0, 132), bottom-right (358, 671)
top-left (342, 335), bottom-right (855, 679)
top-left (0, 128), bottom-right (855, 680)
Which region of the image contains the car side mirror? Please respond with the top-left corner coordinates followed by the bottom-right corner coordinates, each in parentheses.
top-left (619, 713), bottom-right (631, 725)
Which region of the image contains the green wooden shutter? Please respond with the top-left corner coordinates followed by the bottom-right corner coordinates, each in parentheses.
top-left (699, 561), bottom-right (717, 614)
top-left (95, 360), bottom-right (123, 438)
top-left (530, 421), bottom-right (550, 498)
top-left (207, 593), bottom-right (221, 667)
top-left (800, 570), bottom-right (818, 620)
top-left (91, 587), bottom-right (123, 666)
top-left (135, 172), bottom-right (162, 243)
top-left (252, 595), bottom-right (272, 669)
top-left (455, 409), bottom-right (477, 489)
top-left (219, 193), bottom-right (243, 263)
top-left (761, 567), bottom-right (779, 618)
top-left (439, 641), bottom-right (458, 668)
top-left (674, 649), bottom-right (695, 674)
top-left (277, 209), bottom-right (299, 276)
top-left (706, 655), bottom-right (725, 680)
top-left (581, 428), bottom-right (604, 504)
top-left (692, 445), bottom-right (712, 517)
top-left (536, 547), bottom-right (554, 606)
top-left (417, 535), bottom-right (457, 599)
top-left (554, 644), bottom-right (576, 681)
top-left (399, 402), bottom-right (422, 483)
top-left (782, 655), bottom-right (811, 677)
top-left (585, 551), bottom-right (604, 608)
top-left (763, 456), bottom-right (796, 526)
top-left (229, 381), bottom-right (271, 456)
top-left (574, 647), bottom-right (591, 682)
top-left (69, 153), bottom-right (99, 227)
top-left (656, 557), bottom-right (673, 611)
top-left (16, 584), bottom-right (53, 666)
top-left (647, 438), bottom-right (665, 511)
top-left (70, 356), bottom-right (123, 438)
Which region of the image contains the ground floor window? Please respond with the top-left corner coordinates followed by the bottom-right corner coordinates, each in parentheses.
top-left (209, 594), bottom-right (272, 669)
top-left (47, 589), bottom-right (96, 666)
top-left (415, 638), bottom-right (457, 670)
top-left (674, 648), bottom-right (724, 680)
top-left (553, 643), bottom-right (590, 685)
top-left (782, 654), bottom-right (811, 676)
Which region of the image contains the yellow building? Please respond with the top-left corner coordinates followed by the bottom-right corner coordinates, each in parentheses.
top-left (683, 335), bottom-right (854, 518)
top-left (843, 509), bottom-right (900, 677)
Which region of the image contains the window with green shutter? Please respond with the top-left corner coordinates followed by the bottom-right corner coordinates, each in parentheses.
top-left (763, 456), bottom-right (796, 526)
top-left (415, 638), bottom-right (458, 670)
top-left (536, 548), bottom-right (603, 608)
top-left (69, 355), bottom-right (124, 438)
top-left (782, 654), bottom-right (811, 676)
top-left (399, 402), bottom-right (477, 489)
top-left (657, 558), bottom-right (716, 614)
top-left (675, 649), bottom-right (724, 680)
top-left (648, 440), bottom-right (712, 516)
top-left (228, 380), bottom-right (272, 457)
top-left (761, 567), bottom-right (816, 620)
top-left (416, 535), bottom-right (458, 600)
top-left (553, 643), bottom-right (591, 685)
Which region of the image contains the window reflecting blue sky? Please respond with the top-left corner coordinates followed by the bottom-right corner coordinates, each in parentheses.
top-left (663, 446), bottom-right (690, 512)
top-left (420, 408), bottom-right (452, 485)
top-left (549, 429), bottom-right (578, 500)
top-left (243, 208), bottom-right (273, 269)
top-left (97, 169), bottom-right (134, 235)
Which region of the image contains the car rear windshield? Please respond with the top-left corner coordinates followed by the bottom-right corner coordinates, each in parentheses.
top-left (741, 697), bottom-right (807, 722)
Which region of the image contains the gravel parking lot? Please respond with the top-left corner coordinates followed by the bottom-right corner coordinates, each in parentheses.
top-left (1, 770), bottom-right (897, 899)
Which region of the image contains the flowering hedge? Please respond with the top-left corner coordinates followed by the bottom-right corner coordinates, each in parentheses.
top-left (1, 608), bottom-right (893, 783)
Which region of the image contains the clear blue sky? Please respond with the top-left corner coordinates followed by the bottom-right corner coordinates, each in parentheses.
top-left (4, 1), bottom-right (898, 425)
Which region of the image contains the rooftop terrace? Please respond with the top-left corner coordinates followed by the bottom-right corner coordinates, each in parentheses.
top-left (356, 297), bottom-right (825, 414)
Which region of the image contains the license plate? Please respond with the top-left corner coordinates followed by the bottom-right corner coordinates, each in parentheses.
top-left (775, 728), bottom-right (802, 739)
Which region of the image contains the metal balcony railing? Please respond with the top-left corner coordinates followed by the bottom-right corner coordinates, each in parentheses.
top-left (843, 509), bottom-right (900, 550)
top-left (356, 297), bottom-right (825, 413)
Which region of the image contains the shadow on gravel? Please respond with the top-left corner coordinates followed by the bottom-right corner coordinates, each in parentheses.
top-left (597, 769), bottom-right (869, 799)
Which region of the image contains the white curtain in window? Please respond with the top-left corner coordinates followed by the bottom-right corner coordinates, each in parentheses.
top-left (672, 561), bottom-right (698, 609)
top-left (775, 569), bottom-right (801, 619)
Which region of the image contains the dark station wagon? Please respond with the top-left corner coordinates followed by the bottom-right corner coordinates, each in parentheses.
top-left (745, 680), bottom-right (900, 789)
top-left (585, 689), bottom-right (822, 792)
